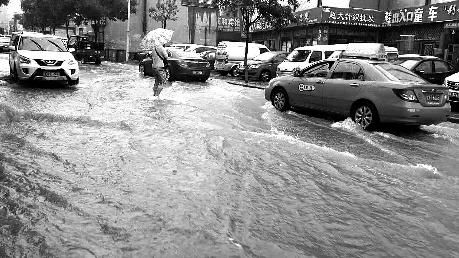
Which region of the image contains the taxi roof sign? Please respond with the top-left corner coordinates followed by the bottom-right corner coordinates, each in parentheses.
top-left (341, 43), bottom-right (387, 61)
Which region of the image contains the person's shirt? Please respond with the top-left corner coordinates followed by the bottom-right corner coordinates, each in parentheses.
top-left (150, 45), bottom-right (168, 68)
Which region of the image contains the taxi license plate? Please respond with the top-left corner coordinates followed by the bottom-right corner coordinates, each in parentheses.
top-left (425, 93), bottom-right (441, 102)
top-left (193, 71), bottom-right (203, 75)
top-left (44, 71), bottom-right (60, 77)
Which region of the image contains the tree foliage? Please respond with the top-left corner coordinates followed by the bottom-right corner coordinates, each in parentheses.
top-left (0, 0), bottom-right (9, 7)
top-left (21, 0), bottom-right (137, 39)
top-left (215, 0), bottom-right (298, 82)
top-left (149, 0), bottom-right (179, 29)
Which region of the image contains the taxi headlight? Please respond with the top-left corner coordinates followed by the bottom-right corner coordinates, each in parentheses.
top-left (68, 59), bottom-right (77, 65)
top-left (19, 55), bottom-right (31, 64)
top-left (393, 89), bottom-right (419, 102)
top-left (250, 64), bottom-right (260, 69)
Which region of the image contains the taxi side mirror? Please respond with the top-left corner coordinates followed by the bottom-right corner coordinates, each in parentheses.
top-left (8, 46), bottom-right (15, 51)
top-left (69, 48), bottom-right (75, 53)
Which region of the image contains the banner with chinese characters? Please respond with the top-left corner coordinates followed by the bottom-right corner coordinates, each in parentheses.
top-left (321, 7), bottom-right (383, 27)
top-left (217, 16), bottom-right (240, 32)
top-left (384, 0), bottom-right (459, 26)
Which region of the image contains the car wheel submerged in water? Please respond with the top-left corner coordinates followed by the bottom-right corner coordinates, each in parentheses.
top-left (139, 64), bottom-right (145, 76)
top-left (271, 88), bottom-right (289, 112)
top-left (260, 70), bottom-right (272, 82)
top-left (352, 101), bottom-right (379, 130)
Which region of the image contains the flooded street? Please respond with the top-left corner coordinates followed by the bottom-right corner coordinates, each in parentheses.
top-left (1, 53), bottom-right (459, 257)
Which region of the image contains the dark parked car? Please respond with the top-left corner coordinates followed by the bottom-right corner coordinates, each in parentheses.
top-left (394, 54), bottom-right (456, 85)
top-left (236, 51), bottom-right (288, 81)
top-left (139, 48), bottom-right (211, 82)
top-left (68, 35), bottom-right (103, 65)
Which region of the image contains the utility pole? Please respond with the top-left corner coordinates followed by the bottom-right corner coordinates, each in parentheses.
top-left (126, 0), bottom-right (131, 62)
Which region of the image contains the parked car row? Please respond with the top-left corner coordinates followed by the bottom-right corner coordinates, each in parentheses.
top-left (265, 43), bottom-right (452, 131)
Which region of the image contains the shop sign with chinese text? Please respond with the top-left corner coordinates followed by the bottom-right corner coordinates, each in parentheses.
top-left (384, 0), bottom-right (459, 26)
top-left (322, 7), bottom-right (383, 27)
top-left (217, 16), bottom-right (241, 32)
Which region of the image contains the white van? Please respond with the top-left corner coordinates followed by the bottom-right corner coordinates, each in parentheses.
top-left (276, 44), bottom-right (347, 77)
top-left (214, 41), bottom-right (270, 76)
top-left (384, 46), bottom-right (399, 62)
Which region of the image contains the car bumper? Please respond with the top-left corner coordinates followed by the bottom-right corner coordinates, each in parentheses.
top-left (17, 63), bottom-right (79, 81)
top-left (380, 102), bottom-right (451, 125)
top-left (174, 67), bottom-right (210, 79)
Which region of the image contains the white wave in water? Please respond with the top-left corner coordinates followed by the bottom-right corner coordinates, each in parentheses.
top-left (332, 118), bottom-right (398, 156)
top-left (422, 124), bottom-right (459, 143)
top-left (248, 128), bottom-right (357, 159)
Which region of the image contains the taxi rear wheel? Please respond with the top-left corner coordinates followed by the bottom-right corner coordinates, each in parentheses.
top-left (352, 102), bottom-right (379, 130)
top-left (271, 88), bottom-right (289, 112)
top-left (230, 67), bottom-right (239, 77)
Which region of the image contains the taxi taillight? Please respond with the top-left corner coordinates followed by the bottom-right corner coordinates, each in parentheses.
top-left (393, 89), bottom-right (419, 102)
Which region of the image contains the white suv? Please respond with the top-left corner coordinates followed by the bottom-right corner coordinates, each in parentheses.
top-left (9, 32), bottom-right (79, 85)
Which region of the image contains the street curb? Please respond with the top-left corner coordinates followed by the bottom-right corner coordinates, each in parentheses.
top-left (226, 81), bottom-right (265, 89)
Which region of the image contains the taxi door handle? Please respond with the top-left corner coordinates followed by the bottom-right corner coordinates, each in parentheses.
top-left (349, 83), bottom-right (359, 87)
top-left (316, 80), bottom-right (325, 84)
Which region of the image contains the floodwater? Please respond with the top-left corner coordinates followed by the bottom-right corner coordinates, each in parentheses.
top-left (1, 54), bottom-right (458, 257)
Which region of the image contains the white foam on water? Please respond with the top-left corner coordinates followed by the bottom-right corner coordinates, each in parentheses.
top-left (332, 118), bottom-right (398, 156)
top-left (248, 128), bottom-right (357, 159)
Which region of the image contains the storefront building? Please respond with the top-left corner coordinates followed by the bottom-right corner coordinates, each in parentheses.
top-left (250, 0), bottom-right (459, 66)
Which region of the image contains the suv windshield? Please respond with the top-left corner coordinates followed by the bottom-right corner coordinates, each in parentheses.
top-left (286, 50), bottom-right (311, 62)
top-left (253, 52), bottom-right (277, 61)
top-left (374, 63), bottom-right (426, 83)
top-left (20, 37), bottom-right (67, 52)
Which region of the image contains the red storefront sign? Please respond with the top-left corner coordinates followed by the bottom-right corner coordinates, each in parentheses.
top-left (384, 0), bottom-right (459, 26)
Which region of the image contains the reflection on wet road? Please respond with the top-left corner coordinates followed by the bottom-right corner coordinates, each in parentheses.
top-left (1, 54), bottom-right (459, 257)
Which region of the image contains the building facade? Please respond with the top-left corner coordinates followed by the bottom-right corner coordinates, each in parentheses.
top-left (103, 0), bottom-right (218, 61)
top-left (251, 0), bottom-right (459, 67)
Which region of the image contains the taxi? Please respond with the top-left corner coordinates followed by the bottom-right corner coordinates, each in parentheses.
top-left (265, 43), bottom-right (451, 130)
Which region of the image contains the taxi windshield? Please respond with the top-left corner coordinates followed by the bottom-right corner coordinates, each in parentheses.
top-left (286, 50), bottom-right (311, 62)
top-left (253, 52), bottom-right (277, 61)
top-left (20, 37), bottom-right (67, 52)
top-left (373, 63), bottom-right (426, 83)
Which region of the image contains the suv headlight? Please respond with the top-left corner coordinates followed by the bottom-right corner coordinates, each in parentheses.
top-left (19, 55), bottom-right (31, 64)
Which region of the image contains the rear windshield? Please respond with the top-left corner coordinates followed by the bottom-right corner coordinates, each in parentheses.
top-left (373, 63), bottom-right (426, 83)
top-left (253, 52), bottom-right (277, 61)
top-left (19, 37), bottom-right (67, 52)
top-left (169, 49), bottom-right (201, 59)
top-left (286, 50), bottom-right (311, 62)
top-left (393, 59), bottom-right (419, 70)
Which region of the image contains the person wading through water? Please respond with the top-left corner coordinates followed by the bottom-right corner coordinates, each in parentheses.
top-left (150, 45), bottom-right (170, 96)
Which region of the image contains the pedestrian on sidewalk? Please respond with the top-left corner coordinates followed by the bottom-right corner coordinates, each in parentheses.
top-left (150, 45), bottom-right (170, 96)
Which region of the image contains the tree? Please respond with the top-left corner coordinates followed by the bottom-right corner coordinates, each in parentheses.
top-left (0, 0), bottom-right (9, 6)
top-left (215, 0), bottom-right (298, 82)
top-left (149, 0), bottom-right (179, 29)
top-left (76, 0), bottom-right (138, 42)
top-left (22, 0), bottom-right (77, 35)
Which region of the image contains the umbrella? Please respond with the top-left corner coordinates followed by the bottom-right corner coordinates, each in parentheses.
top-left (140, 28), bottom-right (174, 50)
